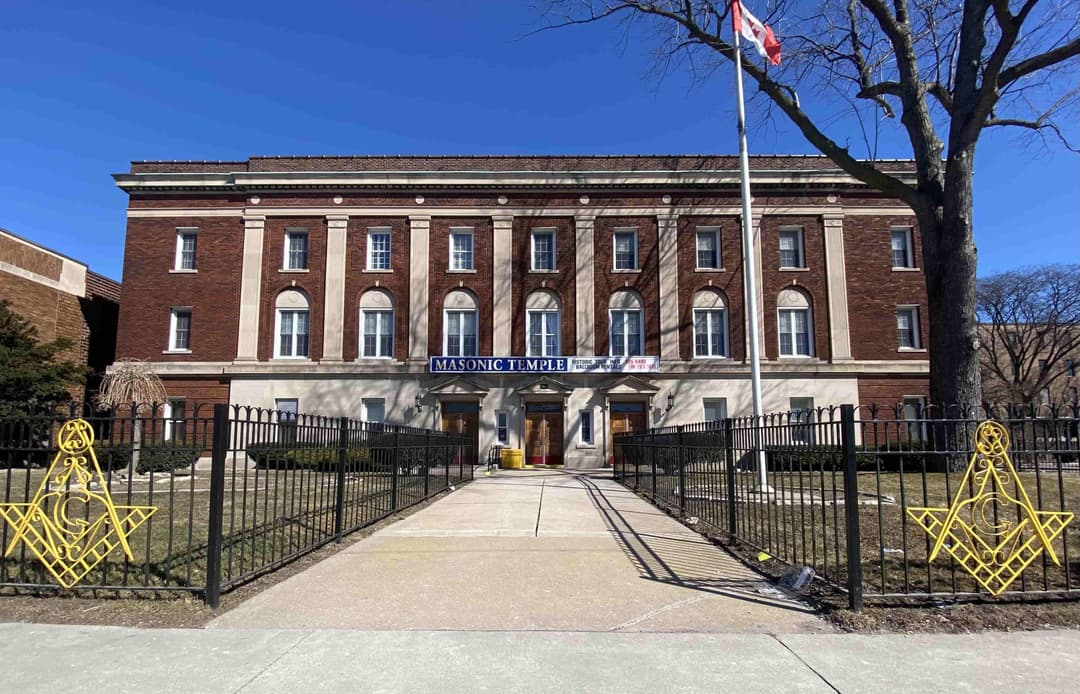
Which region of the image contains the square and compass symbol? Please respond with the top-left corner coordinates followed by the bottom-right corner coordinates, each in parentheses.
top-left (0, 418), bottom-right (157, 588)
top-left (906, 421), bottom-right (1074, 596)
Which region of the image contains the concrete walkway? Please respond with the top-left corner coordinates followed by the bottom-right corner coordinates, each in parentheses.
top-left (210, 469), bottom-right (826, 632)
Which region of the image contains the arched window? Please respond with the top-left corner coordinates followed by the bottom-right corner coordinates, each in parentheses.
top-left (444, 289), bottom-right (478, 356)
top-left (777, 288), bottom-right (813, 357)
top-left (609, 290), bottom-right (643, 357)
top-left (693, 290), bottom-right (728, 358)
top-left (525, 290), bottom-right (561, 357)
top-left (275, 289), bottom-right (310, 358)
top-left (359, 289), bottom-right (394, 359)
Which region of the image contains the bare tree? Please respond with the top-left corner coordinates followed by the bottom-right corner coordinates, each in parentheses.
top-left (537, 0), bottom-right (1080, 407)
top-left (978, 264), bottom-right (1080, 404)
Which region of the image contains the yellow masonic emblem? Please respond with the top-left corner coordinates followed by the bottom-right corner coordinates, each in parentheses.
top-left (0, 419), bottom-right (157, 588)
top-left (906, 420), bottom-right (1073, 596)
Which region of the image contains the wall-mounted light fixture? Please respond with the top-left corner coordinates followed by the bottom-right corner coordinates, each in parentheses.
top-left (666, 392), bottom-right (675, 413)
top-left (415, 393), bottom-right (423, 414)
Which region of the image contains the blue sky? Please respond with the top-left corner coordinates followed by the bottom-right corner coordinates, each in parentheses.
top-left (1, 0), bottom-right (1076, 281)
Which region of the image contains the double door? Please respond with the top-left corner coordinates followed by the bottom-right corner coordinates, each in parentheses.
top-left (441, 401), bottom-right (479, 465)
top-left (524, 403), bottom-right (563, 467)
top-left (610, 401), bottom-right (649, 466)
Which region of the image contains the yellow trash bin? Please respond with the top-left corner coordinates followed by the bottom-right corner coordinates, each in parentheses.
top-left (500, 448), bottom-right (523, 470)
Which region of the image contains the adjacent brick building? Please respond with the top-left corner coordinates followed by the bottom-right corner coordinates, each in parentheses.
top-left (114, 155), bottom-right (930, 468)
top-left (0, 227), bottom-right (120, 403)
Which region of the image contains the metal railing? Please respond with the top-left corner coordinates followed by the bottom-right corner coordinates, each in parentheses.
top-left (613, 403), bottom-right (1080, 609)
top-left (0, 402), bottom-right (473, 605)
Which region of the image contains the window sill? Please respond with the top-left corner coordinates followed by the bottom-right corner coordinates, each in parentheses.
top-left (162, 349), bottom-right (192, 355)
top-left (692, 355), bottom-right (732, 361)
top-left (272, 356), bottom-right (312, 361)
top-left (778, 267), bottom-right (810, 272)
top-left (363, 268), bottom-right (394, 274)
top-left (612, 269), bottom-right (640, 274)
top-left (447, 269), bottom-right (477, 274)
top-left (898, 348), bottom-right (928, 353)
top-left (576, 443), bottom-right (597, 449)
top-left (528, 269), bottom-right (559, 274)
top-left (355, 356), bottom-right (397, 362)
top-left (778, 355), bottom-right (817, 360)
top-left (891, 267), bottom-right (921, 272)
top-left (169, 269), bottom-right (198, 274)
top-left (279, 268), bottom-right (310, 274)
top-left (694, 267), bottom-right (725, 273)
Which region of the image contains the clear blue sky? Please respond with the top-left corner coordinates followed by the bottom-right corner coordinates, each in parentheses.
top-left (2, 0), bottom-right (1077, 282)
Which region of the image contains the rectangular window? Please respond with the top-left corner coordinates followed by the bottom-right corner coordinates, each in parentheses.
top-left (696, 228), bottom-right (720, 269)
top-left (891, 228), bottom-right (914, 268)
top-left (277, 309), bottom-right (310, 358)
top-left (495, 411), bottom-right (509, 445)
top-left (367, 228), bottom-right (392, 270)
top-left (778, 309), bottom-right (812, 356)
top-left (531, 229), bottom-right (556, 271)
top-left (445, 310), bottom-right (478, 356)
top-left (450, 229), bottom-right (474, 270)
top-left (693, 309), bottom-right (728, 358)
top-left (902, 396), bottom-right (927, 442)
top-left (169, 308), bottom-right (192, 351)
top-left (609, 309), bottom-right (643, 356)
top-left (175, 229), bottom-right (197, 270)
top-left (361, 310), bottom-right (394, 358)
top-left (790, 397), bottom-right (815, 445)
top-left (527, 310), bottom-right (560, 357)
top-left (897, 307), bottom-right (921, 349)
top-left (284, 230), bottom-right (309, 270)
top-left (779, 229), bottom-right (805, 269)
top-left (362, 398), bottom-right (386, 424)
top-left (702, 398), bottom-right (728, 422)
top-left (580, 410), bottom-right (594, 445)
top-left (613, 229), bottom-right (638, 270)
top-left (165, 398), bottom-right (186, 442)
top-left (1067, 359), bottom-right (1076, 377)
top-left (276, 398), bottom-right (299, 445)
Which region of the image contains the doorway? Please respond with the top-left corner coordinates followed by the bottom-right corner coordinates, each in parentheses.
top-left (609, 401), bottom-right (649, 466)
top-left (524, 402), bottom-right (564, 467)
top-left (440, 401), bottom-right (479, 465)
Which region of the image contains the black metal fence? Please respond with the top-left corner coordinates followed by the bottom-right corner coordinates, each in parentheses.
top-left (0, 402), bottom-right (473, 605)
top-left (613, 403), bottom-right (1080, 609)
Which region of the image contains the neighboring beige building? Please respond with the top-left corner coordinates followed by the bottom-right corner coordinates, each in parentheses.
top-left (0, 226), bottom-right (120, 403)
top-left (980, 323), bottom-right (1080, 406)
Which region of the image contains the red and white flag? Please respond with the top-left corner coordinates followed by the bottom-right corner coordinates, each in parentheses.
top-left (732, 0), bottom-right (781, 66)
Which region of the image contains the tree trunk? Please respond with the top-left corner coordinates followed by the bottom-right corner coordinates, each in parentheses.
top-left (918, 146), bottom-right (983, 413)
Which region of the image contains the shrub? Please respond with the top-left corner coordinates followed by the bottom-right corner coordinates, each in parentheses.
top-left (136, 446), bottom-right (200, 474)
top-left (246, 443), bottom-right (374, 472)
top-left (93, 441), bottom-right (133, 471)
top-left (869, 440), bottom-right (947, 472)
top-left (763, 445), bottom-right (878, 472)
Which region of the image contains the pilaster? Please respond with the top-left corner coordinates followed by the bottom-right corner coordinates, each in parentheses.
top-left (408, 215), bottom-right (431, 360)
top-left (574, 214), bottom-right (596, 356)
top-left (235, 214), bottom-right (265, 361)
top-left (492, 216), bottom-right (513, 356)
top-left (322, 215), bottom-right (348, 362)
top-left (823, 212), bottom-right (854, 361)
top-left (657, 213), bottom-right (680, 360)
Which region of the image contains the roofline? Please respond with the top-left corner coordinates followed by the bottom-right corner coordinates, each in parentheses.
top-left (0, 226), bottom-right (87, 268)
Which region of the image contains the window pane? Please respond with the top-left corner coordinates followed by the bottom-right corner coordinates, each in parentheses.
top-left (794, 310), bottom-right (809, 355)
top-left (610, 311), bottom-right (625, 356)
top-left (710, 312), bottom-right (724, 356)
top-left (528, 312), bottom-right (543, 356)
top-left (696, 232), bottom-right (717, 268)
top-left (463, 311), bottom-right (477, 355)
top-left (370, 232), bottom-right (391, 270)
top-left (614, 233), bottom-right (635, 269)
top-left (581, 411), bottom-right (593, 444)
top-left (287, 233), bottom-right (308, 269)
top-left (891, 230), bottom-right (910, 268)
top-left (533, 233), bottom-right (554, 270)
top-left (452, 233), bottom-right (474, 269)
top-left (545, 312), bottom-right (559, 355)
top-left (180, 234), bottom-right (196, 269)
top-left (296, 311), bottom-right (310, 357)
top-left (694, 311), bottom-right (708, 356)
top-left (627, 311), bottom-right (642, 356)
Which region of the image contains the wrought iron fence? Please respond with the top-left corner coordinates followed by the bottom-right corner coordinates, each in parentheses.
top-left (613, 403), bottom-right (1080, 609)
top-left (0, 402), bottom-right (473, 605)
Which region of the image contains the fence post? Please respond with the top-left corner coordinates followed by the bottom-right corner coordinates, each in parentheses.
top-left (723, 418), bottom-right (737, 536)
top-left (390, 430), bottom-right (400, 511)
top-left (840, 404), bottom-right (864, 612)
top-left (204, 403), bottom-right (229, 608)
top-left (677, 425), bottom-right (687, 516)
top-left (424, 429), bottom-right (431, 499)
top-left (334, 417), bottom-right (348, 541)
top-left (650, 435), bottom-right (658, 500)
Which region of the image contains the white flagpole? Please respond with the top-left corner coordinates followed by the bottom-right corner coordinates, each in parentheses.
top-left (732, 7), bottom-right (769, 490)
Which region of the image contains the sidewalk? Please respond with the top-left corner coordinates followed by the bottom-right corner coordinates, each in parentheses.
top-left (3, 623), bottom-right (1079, 693)
top-left (208, 469), bottom-right (825, 633)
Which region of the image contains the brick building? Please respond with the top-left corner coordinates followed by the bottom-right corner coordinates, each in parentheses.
top-left (114, 155), bottom-right (930, 468)
top-left (0, 227), bottom-right (120, 403)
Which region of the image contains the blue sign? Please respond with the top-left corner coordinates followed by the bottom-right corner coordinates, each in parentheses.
top-left (428, 356), bottom-right (660, 374)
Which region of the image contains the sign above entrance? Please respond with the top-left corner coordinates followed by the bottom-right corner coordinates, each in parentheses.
top-left (429, 356), bottom-right (660, 374)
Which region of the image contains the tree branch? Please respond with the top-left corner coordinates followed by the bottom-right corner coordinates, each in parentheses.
top-left (999, 37), bottom-right (1080, 87)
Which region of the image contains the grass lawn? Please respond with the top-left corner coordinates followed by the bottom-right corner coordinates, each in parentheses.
top-left (1, 462), bottom-right (464, 593)
top-left (632, 466), bottom-right (1080, 599)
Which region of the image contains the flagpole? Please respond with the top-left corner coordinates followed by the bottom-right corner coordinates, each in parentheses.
top-left (732, 9), bottom-right (769, 491)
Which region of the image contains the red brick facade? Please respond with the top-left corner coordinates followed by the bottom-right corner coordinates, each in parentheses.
top-left (676, 216), bottom-right (746, 362)
top-left (593, 216), bottom-right (661, 357)
top-left (510, 217), bottom-right (577, 356)
top-left (343, 217), bottom-right (410, 362)
top-left (258, 217), bottom-right (327, 361)
top-left (427, 217), bottom-right (494, 357)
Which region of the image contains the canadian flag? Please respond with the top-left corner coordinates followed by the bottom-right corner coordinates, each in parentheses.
top-left (732, 0), bottom-right (781, 66)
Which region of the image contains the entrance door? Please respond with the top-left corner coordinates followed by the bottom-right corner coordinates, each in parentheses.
top-left (609, 401), bottom-right (648, 466)
top-left (441, 401), bottom-right (479, 465)
top-left (524, 403), bottom-right (564, 467)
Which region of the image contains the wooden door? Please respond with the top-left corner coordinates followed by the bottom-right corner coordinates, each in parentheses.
top-left (524, 403), bottom-right (563, 466)
top-left (609, 401), bottom-right (648, 466)
top-left (441, 401), bottom-right (479, 465)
